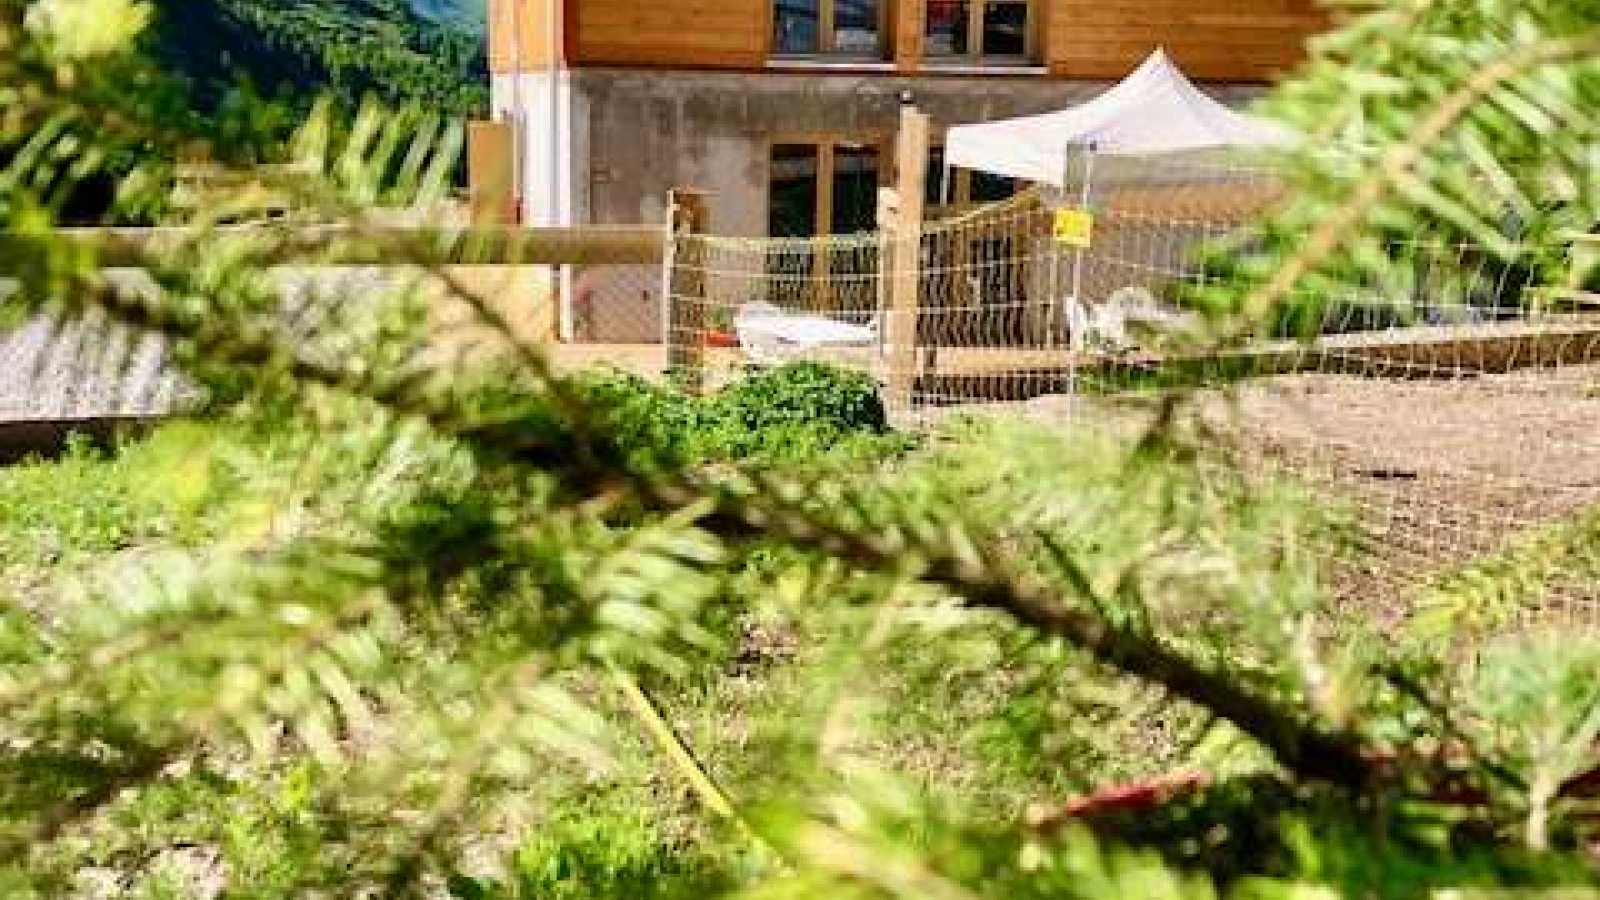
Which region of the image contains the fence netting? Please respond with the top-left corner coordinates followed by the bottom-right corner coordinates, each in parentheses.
top-left (663, 160), bottom-right (1600, 636)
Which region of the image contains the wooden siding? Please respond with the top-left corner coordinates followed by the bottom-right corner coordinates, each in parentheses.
top-left (492, 0), bottom-right (1326, 79)
top-left (489, 0), bottom-right (558, 73)
top-left (1044, 1), bottom-right (1327, 80)
top-left (568, 0), bottom-right (770, 69)
top-left (893, 0), bottom-right (924, 71)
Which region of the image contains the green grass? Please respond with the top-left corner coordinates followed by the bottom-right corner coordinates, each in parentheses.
top-left (0, 410), bottom-right (1089, 897)
top-left (0, 423), bottom-right (241, 572)
top-left (0, 398), bottom-right (1211, 897)
top-left (7, 381), bottom-right (1578, 898)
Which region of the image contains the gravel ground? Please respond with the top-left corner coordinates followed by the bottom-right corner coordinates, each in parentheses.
top-left (1006, 367), bottom-right (1600, 630)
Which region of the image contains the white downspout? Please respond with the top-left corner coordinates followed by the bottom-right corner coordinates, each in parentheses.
top-left (549, 0), bottom-right (577, 340)
top-left (506, 0), bottom-right (526, 222)
top-left (546, 0), bottom-right (562, 226)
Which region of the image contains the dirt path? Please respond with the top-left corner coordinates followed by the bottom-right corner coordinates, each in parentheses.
top-left (983, 367), bottom-right (1600, 630)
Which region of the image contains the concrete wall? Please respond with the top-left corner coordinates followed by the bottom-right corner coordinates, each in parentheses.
top-left (579, 70), bottom-right (1084, 236)
top-left (573, 69), bottom-right (1264, 236)
top-left (501, 68), bottom-right (1265, 341)
top-left (498, 68), bottom-right (1270, 237)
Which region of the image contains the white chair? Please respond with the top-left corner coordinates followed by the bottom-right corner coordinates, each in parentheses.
top-left (734, 301), bottom-right (880, 368)
top-left (1078, 287), bottom-right (1197, 350)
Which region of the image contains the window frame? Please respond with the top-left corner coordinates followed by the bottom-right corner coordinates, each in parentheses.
top-left (766, 135), bottom-right (890, 238)
top-left (765, 136), bottom-right (891, 313)
top-left (770, 0), bottom-right (893, 60)
top-left (923, 0), bottom-right (1040, 65)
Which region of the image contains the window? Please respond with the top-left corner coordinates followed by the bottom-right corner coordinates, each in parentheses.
top-left (771, 144), bottom-right (820, 237)
top-left (773, 0), bottom-right (885, 57)
top-left (925, 0), bottom-right (1034, 62)
top-left (769, 142), bottom-right (883, 237)
top-left (926, 146), bottom-right (1020, 212)
top-left (768, 142), bottom-right (885, 312)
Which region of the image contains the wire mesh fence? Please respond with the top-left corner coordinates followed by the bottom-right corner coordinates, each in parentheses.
top-left (7, 182), bottom-right (1597, 635)
top-left (662, 160), bottom-right (1600, 635)
top-left (570, 264), bottom-right (668, 345)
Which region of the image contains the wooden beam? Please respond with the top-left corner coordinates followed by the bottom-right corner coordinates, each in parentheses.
top-left (468, 121), bottom-right (517, 226)
top-left (666, 189), bottom-right (711, 394)
top-left (489, 0), bottom-right (555, 74)
top-left (894, 0), bottom-right (924, 72)
top-left (885, 102), bottom-right (930, 414)
top-left (7, 226), bottom-right (665, 268)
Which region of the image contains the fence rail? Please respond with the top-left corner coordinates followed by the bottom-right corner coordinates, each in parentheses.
top-left (3, 225), bottom-right (665, 268)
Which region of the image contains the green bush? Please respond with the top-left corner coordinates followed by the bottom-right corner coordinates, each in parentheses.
top-left (711, 363), bottom-right (888, 435)
top-left (0, 424), bottom-right (233, 570)
top-left (576, 363), bottom-right (907, 468)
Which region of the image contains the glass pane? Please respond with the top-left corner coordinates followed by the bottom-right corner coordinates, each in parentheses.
top-left (971, 170), bottom-right (1016, 203)
top-left (831, 145), bottom-right (880, 235)
top-left (834, 0), bottom-right (881, 54)
top-left (925, 146), bottom-right (948, 205)
top-left (770, 144), bottom-right (819, 237)
top-left (924, 0), bottom-right (969, 56)
top-left (982, 1), bottom-right (1029, 57)
top-left (774, 0), bottom-right (820, 54)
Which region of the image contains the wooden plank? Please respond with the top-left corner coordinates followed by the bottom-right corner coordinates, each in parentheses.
top-left (885, 104), bottom-right (930, 414)
top-left (922, 320), bottom-right (1600, 379)
top-left (1044, 0), bottom-right (1326, 81)
top-left (468, 121), bottom-right (517, 226)
top-left (893, 0), bottom-right (924, 71)
top-left (489, 0), bottom-right (555, 73)
top-left (570, 0), bottom-right (768, 68)
top-left (502, 0), bottom-right (1327, 76)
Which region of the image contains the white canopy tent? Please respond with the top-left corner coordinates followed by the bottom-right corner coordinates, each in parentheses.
top-left (939, 49), bottom-right (1297, 355)
top-left (943, 48), bottom-right (1297, 188)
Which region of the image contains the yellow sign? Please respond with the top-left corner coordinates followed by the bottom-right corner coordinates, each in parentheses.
top-left (1053, 208), bottom-right (1095, 248)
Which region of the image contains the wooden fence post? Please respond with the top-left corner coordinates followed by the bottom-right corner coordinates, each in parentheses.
top-left (886, 101), bottom-right (930, 415)
top-left (667, 189), bottom-right (711, 394)
top-left (467, 121), bottom-right (516, 226)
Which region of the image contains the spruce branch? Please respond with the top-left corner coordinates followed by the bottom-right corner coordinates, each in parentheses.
top-left (1240, 30), bottom-right (1600, 322)
top-left (40, 236), bottom-right (1379, 790)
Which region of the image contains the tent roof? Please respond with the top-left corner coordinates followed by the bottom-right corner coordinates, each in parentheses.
top-left (943, 49), bottom-right (1297, 186)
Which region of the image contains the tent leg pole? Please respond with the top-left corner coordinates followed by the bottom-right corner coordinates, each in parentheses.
top-left (1066, 144), bottom-right (1097, 425)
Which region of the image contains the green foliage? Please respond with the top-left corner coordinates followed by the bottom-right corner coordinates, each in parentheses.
top-left (0, 425), bottom-right (235, 570)
top-left (146, 0), bottom-right (488, 119)
top-left (1176, 0), bottom-right (1600, 335)
top-left (2, 0), bottom-right (485, 224)
top-left (713, 362), bottom-right (889, 434)
top-left (449, 808), bottom-right (741, 900)
top-left (579, 363), bottom-right (910, 468)
top-left (7, 1), bottom-right (1600, 897)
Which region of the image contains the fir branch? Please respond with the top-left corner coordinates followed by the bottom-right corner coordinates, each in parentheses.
top-left (45, 237), bottom-right (1378, 790)
top-left (1241, 30), bottom-right (1600, 322)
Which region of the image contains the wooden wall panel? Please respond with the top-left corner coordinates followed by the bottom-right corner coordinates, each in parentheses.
top-left (568, 0), bottom-right (770, 69)
top-left (1045, 0), bottom-right (1327, 81)
top-left (489, 0), bottom-right (557, 73)
top-left (467, 121), bottom-right (516, 225)
top-left (493, 0), bottom-right (1328, 78)
top-left (893, 0), bottom-right (924, 72)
